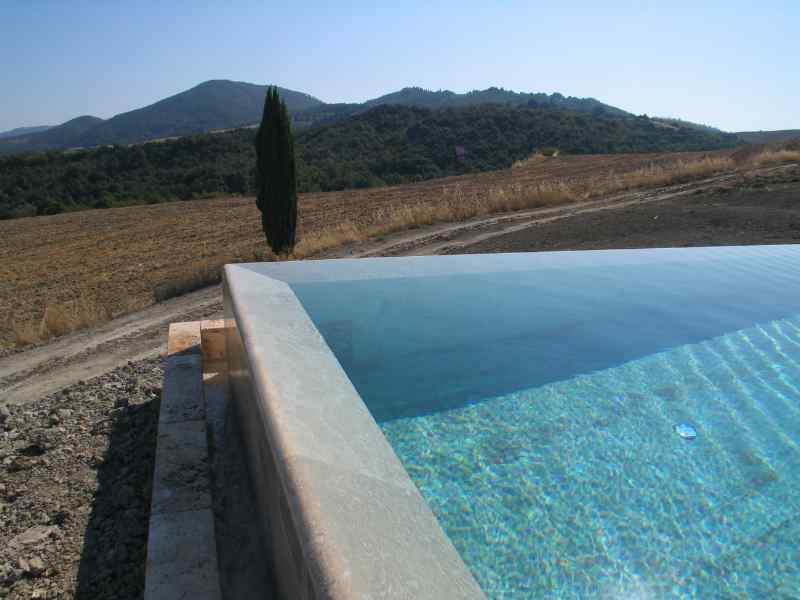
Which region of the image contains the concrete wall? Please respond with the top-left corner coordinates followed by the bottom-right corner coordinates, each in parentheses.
top-left (223, 265), bottom-right (484, 600)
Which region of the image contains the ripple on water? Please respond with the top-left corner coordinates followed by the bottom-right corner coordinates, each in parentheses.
top-left (381, 315), bottom-right (800, 598)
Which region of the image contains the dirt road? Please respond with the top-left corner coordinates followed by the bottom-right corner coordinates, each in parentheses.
top-left (0, 162), bottom-right (797, 405)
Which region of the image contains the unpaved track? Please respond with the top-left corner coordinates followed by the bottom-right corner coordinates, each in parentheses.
top-left (0, 287), bottom-right (221, 404)
top-left (0, 164), bottom-right (791, 405)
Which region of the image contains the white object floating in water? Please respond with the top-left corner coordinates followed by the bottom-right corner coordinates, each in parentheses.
top-left (674, 423), bottom-right (697, 441)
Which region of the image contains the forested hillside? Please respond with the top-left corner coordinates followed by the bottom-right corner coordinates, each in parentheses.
top-left (0, 104), bottom-right (740, 219)
top-left (296, 105), bottom-right (738, 189)
top-left (290, 86), bottom-right (630, 129)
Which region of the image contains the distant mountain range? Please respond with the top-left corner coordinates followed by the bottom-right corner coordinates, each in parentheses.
top-left (0, 80), bottom-right (637, 156)
top-left (3, 78), bottom-right (793, 159)
top-left (0, 125), bottom-right (53, 139)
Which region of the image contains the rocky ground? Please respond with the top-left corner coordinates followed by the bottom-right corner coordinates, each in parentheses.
top-left (0, 358), bottom-right (162, 599)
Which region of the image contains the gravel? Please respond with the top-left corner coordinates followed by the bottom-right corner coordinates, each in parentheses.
top-left (0, 357), bottom-right (163, 599)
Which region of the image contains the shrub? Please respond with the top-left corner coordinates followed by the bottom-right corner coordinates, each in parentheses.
top-left (38, 200), bottom-right (64, 216)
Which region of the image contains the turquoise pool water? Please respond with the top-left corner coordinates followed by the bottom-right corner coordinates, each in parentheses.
top-left (291, 247), bottom-right (800, 598)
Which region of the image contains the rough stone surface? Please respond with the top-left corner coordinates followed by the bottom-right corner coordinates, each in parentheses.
top-left (0, 358), bottom-right (162, 599)
top-left (144, 509), bottom-right (221, 600)
top-left (8, 526), bottom-right (57, 548)
top-left (150, 420), bottom-right (212, 515)
top-left (159, 355), bottom-right (204, 424)
top-left (166, 321), bottom-right (202, 357)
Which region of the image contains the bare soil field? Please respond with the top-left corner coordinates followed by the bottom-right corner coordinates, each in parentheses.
top-left (0, 150), bottom-right (733, 349)
top-left (460, 165), bottom-right (800, 253)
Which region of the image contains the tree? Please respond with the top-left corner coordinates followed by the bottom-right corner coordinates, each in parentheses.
top-left (254, 87), bottom-right (298, 253)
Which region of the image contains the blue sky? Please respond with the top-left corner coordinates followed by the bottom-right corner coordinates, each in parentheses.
top-left (1, 0), bottom-right (797, 132)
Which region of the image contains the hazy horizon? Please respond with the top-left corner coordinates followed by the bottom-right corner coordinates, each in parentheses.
top-left (2, 0), bottom-right (797, 132)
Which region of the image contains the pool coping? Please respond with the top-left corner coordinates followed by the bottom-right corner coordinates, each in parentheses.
top-left (223, 262), bottom-right (485, 599)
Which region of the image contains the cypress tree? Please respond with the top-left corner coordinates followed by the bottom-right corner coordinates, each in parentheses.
top-left (254, 87), bottom-right (297, 254)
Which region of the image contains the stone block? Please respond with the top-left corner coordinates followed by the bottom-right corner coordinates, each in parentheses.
top-left (145, 509), bottom-right (221, 600)
top-left (151, 420), bottom-right (212, 515)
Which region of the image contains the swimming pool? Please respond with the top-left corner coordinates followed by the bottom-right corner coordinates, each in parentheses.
top-left (285, 246), bottom-right (800, 598)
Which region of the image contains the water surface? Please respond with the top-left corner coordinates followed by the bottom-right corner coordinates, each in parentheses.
top-left (291, 246), bottom-right (800, 598)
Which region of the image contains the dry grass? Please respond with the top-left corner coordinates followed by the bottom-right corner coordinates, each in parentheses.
top-left (11, 257), bottom-right (269, 348)
top-left (294, 222), bottom-right (363, 257)
top-left (43, 298), bottom-right (111, 337)
top-left (511, 152), bottom-right (549, 170)
top-left (599, 156), bottom-right (733, 191)
top-left (12, 296), bottom-right (111, 346)
top-left (152, 260), bottom-right (225, 303)
top-left (11, 320), bottom-right (40, 347)
top-left (749, 149), bottom-right (800, 167)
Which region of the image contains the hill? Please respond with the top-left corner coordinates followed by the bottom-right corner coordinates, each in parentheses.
top-left (76, 80), bottom-right (322, 146)
top-left (0, 125), bottom-right (52, 139)
top-left (291, 86), bottom-right (630, 129)
top-left (363, 86), bottom-right (630, 116)
top-left (0, 103), bottom-right (741, 218)
top-left (0, 116), bottom-right (104, 154)
top-left (0, 82), bottom-right (636, 155)
top-left (0, 81), bottom-right (323, 155)
top-left (736, 130), bottom-right (800, 144)
top-left (295, 105), bottom-right (738, 189)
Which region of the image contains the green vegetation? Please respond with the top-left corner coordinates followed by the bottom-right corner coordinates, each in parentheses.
top-left (294, 105), bottom-right (739, 190)
top-left (0, 103), bottom-right (741, 219)
top-left (255, 88), bottom-right (298, 253)
top-left (289, 86), bottom-right (630, 130)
